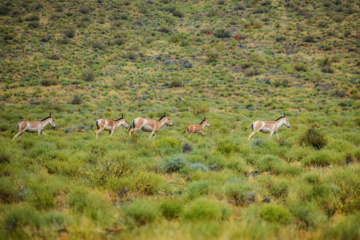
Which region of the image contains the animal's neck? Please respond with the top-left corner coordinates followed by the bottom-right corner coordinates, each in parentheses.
top-left (157, 119), bottom-right (166, 128)
top-left (116, 120), bottom-right (123, 128)
top-left (42, 119), bottom-right (50, 126)
top-left (276, 119), bottom-right (284, 129)
top-left (200, 122), bottom-right (206, 128)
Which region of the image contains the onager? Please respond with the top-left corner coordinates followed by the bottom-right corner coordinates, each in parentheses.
top-left (183, 117), bottom-right (211, 137)
top-left (92, 115), bottom-right (129, 139)
top-left (128, 113), bottom-right (173, 138)
top-left (244, 114), bottom-right (290, 140)
top-left (12, 113), bottom-right (56, 141)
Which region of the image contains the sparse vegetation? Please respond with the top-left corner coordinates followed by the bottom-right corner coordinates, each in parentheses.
top-left (1, 0), bottom-right (360, 239)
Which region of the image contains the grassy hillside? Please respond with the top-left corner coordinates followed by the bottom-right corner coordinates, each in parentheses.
top-left (1, 0), bottom-right (360, 239)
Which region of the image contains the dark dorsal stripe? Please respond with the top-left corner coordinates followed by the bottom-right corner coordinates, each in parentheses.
top-left (158, 114), bottom-right (167, 121)
top-left (41, 116), bottom-right (51, 121)
top-left (114, 116), bottom-right (124, 121)
top-left (274, 116), bottom-right (285, 121)
top-left (200, 119), bottom-right (206, 124)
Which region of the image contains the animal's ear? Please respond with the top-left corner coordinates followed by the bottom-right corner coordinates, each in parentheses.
top-left (203, 116), bottom-right (206, 120)
top-left (283, 113), bottom-right (286, 117)
top-left (50, 113), bottom-right (52, 117)
top-left (121, 114), bottom-right (124, 119)
top-left (164, 112), bottom-right (167, 116)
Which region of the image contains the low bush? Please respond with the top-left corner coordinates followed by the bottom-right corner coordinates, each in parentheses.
top-left (322, 214), bottom-right (360, 240)
top-left (124, 200), bottom-right (160, 226)
top-left (289, 200), bottom-right (325, 229)
top-left (160, 200), bottom-right (183, 220)
top-left (187, 181), bottom-right (209, 200)
top-left (216, 143), bottom-right (240, 156)
top-left (225, 183), bottom-right (254, 206)
top-left (183, 198), bottom-right (229, 221)
top-left (302, 150), bottom-right (344, 166)
top-left (215, 29), bottom-right (231, 38)
top-left (259, 204), bottom-right (292, 224)
top-left (300, 129), bottom-right (327, 150)
top-left (64, 28), bottom-right (75, 38)
top-left (206, 49), bottom-right (219, 62)
top-left (161, 155), bottom-right (187, 173)
top-left (268, 180), bottom-right (289, 198)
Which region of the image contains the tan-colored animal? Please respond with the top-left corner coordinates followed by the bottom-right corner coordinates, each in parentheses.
top-left (92, 115), bottom-right (129, 139)
top-left (183, 117), bottom-right (211, 137)
top-left (244, 114), bottom-right (290, 140)
top-left (11, 113), bottom-right (56, 141)
top-left (128, 113), bottom-right (173, 138)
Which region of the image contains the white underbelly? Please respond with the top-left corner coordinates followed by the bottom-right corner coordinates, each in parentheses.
top-left (25, 127), bottom-right (39, 133)
top-left (104, 126), bottom-right (112, 131)
top-left (260, 128), bottom-right (271, 133)
top-left (142, 125), bottom-right (153, 132)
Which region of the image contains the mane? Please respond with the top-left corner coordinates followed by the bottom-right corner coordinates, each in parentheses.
top-left (274, 116), bottom-right (285, 121)
top-left (41, 116), bottom-right (51, 121)
top-left (200, 119), bottom-right (206, 124)
top-left (158, 115), bottom-right (166, 121)
top-left (114, 116), bottom-right (124, 121)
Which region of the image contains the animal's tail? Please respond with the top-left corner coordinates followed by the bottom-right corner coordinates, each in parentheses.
top-left (128, 120), bottom-right (135, 132)
top-left (244, 123), bottom-right (253, 131)
top-left (11, 125), bottom-right (18, 134)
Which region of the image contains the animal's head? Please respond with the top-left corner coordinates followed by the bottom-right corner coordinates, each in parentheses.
top-left (49, 113), bottom-right (56, 129)
top-left (202, 117), bottom-right (211, 127)
top-left (283, 113), bottom-right (290, 128)
top-left (117, 114), bottom-right (129, 128)
top-left (162, 112), bottom-right (173, 126)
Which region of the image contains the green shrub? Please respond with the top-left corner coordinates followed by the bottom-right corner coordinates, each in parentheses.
top-left (207, 49), bottom-right (219, 62)
top-left (225, 183), bottom-right (254, 206)
top-left (161, 155), bottom-right (187, 173)
top-left (82, 71), bottom-right (95, 82)
top-left (294, 63), bottom-right (308, 72)
top-left (259, 204), bottom-right (291, 224)
top-left (289, 201), bottom-right (325, 229)
top-left (216, 143), bottom-right (240, 156)
top-left (322, 214), bottom-right (360, 240)
top-left (64, 28), bottom-right (75, 38)
top-left (4, 205), bottom-right (42, 231)
top-left (134, 172), bottom-right (162, 195)
top-left (302, 150), bottom-right (344, 166)
top-left (300, 129), bottom-right (327, 150)
top-left (183, 198), bottom-right (229, 221)
top-left (124, 200), bottom-right (160, 226)
top-left (215, 29), bottom-right (231, 38)
top-left (268, 181), bottom-right (288, 198)
top-left (28, 21), bottom-right (40, 28)
top-left (187, 181), bottom-right (209, 200)
top-left (255, 155), bottom-right (282, 173)
top-left (160, 200), bottom-right (183, 220)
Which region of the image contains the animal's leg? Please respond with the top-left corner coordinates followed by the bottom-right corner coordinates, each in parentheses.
top-left (188, 131), bottom-right (194, 137)
top-left (110, 130), bottom-right (115, 137)
top-left (41, 131), bottom-right (46, 135)
top-left (129, 127), bottom-right (141, 136)
top-left (12, 129), bottom-right (25, 141)
top-left (199, 131), bottom-right (207, 136)
top-left (275, 132), bottom-right (280, 139)
top-left (149, 132), bottom-right (155, 138)
top-left (269, 131), bottom-right (273, 138)
top-left (95, 127), bottom-right (105, 140)
top-left (248, 131), bottom-right (258, 140)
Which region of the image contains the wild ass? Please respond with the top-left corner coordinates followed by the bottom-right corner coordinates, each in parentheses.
top-left (183, 117), bottom-right (211, 137)
top-left (11, 113), bottom-right (56, 141)
top-left (92, 115), bottom-right (129, 139)
top-left (244, 114), bottom-right (290, 140)
top-left (129, 113), bottom-right (173, 138)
